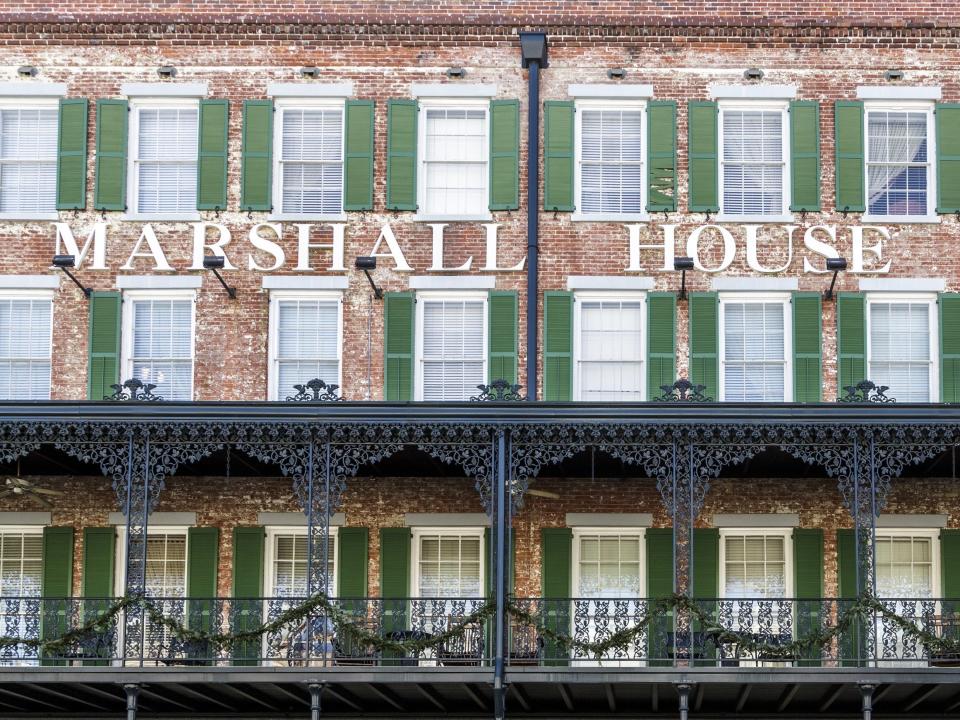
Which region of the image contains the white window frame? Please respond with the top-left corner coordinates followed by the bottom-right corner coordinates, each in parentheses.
top-left (264, 526), bottom-right (339, 598)
top-left (266, 290), bottom-right (343, 401)
top-left (0, 97), bottom-right (60, 221)
top-left (716, 100), bottom-right (792, 223)
top-left (572, 291), bottom-right (647, 401)
top-left (410, 526), bottom-right (485, 598)
top-left (718, 528), bottom-right (794, 599)
top-left (414, 97), bottom-right (492, 223)
top-left (0, 289), bottom-right (54, 401)
top-left (862, 101), bottom-right (938, 224)
top-left (113, 525), bottom-right (189, 597)
top-left (874, 527), bottom-right (941, 598)
top-left (269, 97), bottom-right (347, 222)
top-left (571, 527), bottom-right (646, 598)
top-left (865, 292), bottom-right (938, 403)
top-left (124, 97), bottom-right (201, 222)
top-left (572, 99), bottom-right (649, 222)
top-left (414, 291), bottom-right (488, 402)
top-left (0, 526), bottom-right (44, 597)
top-left (120, 290), bottom-right (197, 401)
top-left (718, 292), bottom-right (793, 402)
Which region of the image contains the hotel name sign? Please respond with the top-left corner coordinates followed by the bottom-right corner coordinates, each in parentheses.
top-left (52, 221), bottom-right (896, 275)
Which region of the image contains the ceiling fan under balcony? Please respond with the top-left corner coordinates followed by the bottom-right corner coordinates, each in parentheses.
top-left (0, 477), bottom-right (63, 509)
top-left (525, 482), bottom-right (560, 500)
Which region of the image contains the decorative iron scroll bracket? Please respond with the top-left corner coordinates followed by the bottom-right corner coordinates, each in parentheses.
top-left (286, 379), bottom-right (344, 402)
top-left (654, 379), bottom-right (712, 402)
top-left (839, 381), bottom-right (895, 403)
top-left (471, 379), bottom-right (526, 402)
top-left (106, 379), bottom-right (163, 402)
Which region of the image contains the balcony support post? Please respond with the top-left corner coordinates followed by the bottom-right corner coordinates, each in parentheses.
top-left (492, 428), bottom-right (509, 720)
top-left (859, 683), bottom-right (875, 720)
top-left (123, 684), bottom-right (140, 720)
top-left (676, 683), bottom-right (691, 720)
top-left (121, 432), bottom-right (152, 662)
top-left (303, 435), bottom-right (334, 663)
top-left (309, 683), bottom-right (323, 720)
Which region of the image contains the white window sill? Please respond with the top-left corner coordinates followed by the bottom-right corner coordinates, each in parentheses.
top-left (571, 212), bottom-right (650, 223)
top-left (862, 214), bottom-right (940, 225)
top-left (713, 213), bottom-right (794, 224)
top-left (122, 213), bottom-right (202, 223)
top-left (267, 212), bottom-right (347, 222)
top-left (413, 214), bottom-right (493, 223)
top-left (0, 212), bottom-right (58, 221)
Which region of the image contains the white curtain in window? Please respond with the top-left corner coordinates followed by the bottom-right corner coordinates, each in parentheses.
top-left (876, 536), bottom-right (933, 598)
top-left (0, 108), bottom-right (57, 214)
top-left (271, 534), bottom-right (335, 597)
top-left (722, 110), bottom-right (784, 216)
top-left (0, 532), bottom-right (42, 597)
top-left (578, 300), bottom-right (643, 401)
top-left (422, 108), bottom-right (487, 216)
top-left (0, 299), bottom-right (51, 400)
top-left (580, 109), bottom-right (643, 214)
top-left (131, 299), bottom-right (193, 400)
top-left (275, 299), bottom-right (339, 396)
top-left (869, 302), bottom-right (931, 402)
top-left (723, 302), bottom-right (786, 401)
top-left (724, 535), bottom-right (786, 598)
top-left (421, 299), bottom-right (485, 401)
top-left (144, 534), bottom-right (187, 598)
top-left (577, 535), bottom-right (641, 598)
top-left (417, 535), bottom-right (481, 598)
top-left (280, 108), bottom-right (343, 214)
top-left (867, 111), bottom-right (928, 217)
top-left (136, 108), bottom-right (198, 213)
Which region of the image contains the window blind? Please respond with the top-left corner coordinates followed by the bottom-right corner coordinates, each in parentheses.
top-left (579, 109), bottom-right (643, 214)
top-left (280, 108), bottom-right (343, 215)
top-left (272, 534), bottom-right (335, 597)
top-left (723, 534), bottom-right (786, 598)
top-left (275, 299), bottom-right (339, 397)
top-left (867, 111), bottom-right (929, 217)
top-left (0, 532), bottom-right (43, 597)
top-left (417, 534), bottom-right (481, 598)
top-left (875, 535), bottom-right (933, 598)
top-left (723, 301), bottom-right (786, 401)
top-left (145, 533), bottom-right (187, 598)
top-left (0, 299), bottom-right (51, 401)
top-left (721, 110), bottom-right (784, 216)
top-left (577, 534), bottom-right (642, 598)
top-left (869, 301), bottom-right (931, 402)
top-left (131, 298), bottom-right (193, 400)
top-left (578, 300), bottom-right (643, 401)
top-left (423, 108), bottom-right (487, 216)
top-left (0, 108), bottom-right (58, 214)
top-left (421, 299), bottom-right (485, 401)
top-left (135, 107), bottom-right (198, 213)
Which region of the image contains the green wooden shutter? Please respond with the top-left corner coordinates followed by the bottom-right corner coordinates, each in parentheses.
top-left (941, 530), bottom-right (960, 598)
top-left (936, 104), bottom-right (960, 214)
top-left (646, 528), bottom-right (675, 665)
top-left (386, 100), bottom-right (417, 211)
top-left (40, 527), bottom-right (74, 665)
top-left (380, 528), bottom-right (411, 641)
top-left (692, 528), bottom-right (718, 600)
top-left (941, 294), bottom-right (960, 402)
top-left (488, 291), bottom-right (518, 384)
top-left (836, 293), bottom-right (866, 398)
top-left (483, 527), bottom-right (517, 597)
top-left (836, 528), bottom-right (863, 665)
top-left (542, 528), bottom-right (572, 666)
top-left (88, 291), bottom-right (121, 400)
top-left (197, 99), bottom-right (229, 211)
top-left (793, 292), bottom-right (823, 402)
top-left (93, 99), bottom-right (127, 211)
top-left (240, 100), bottom-right (273, 211)
top-left (56, 98), bottom-right (88, 210)
top-left (647, 100), bottom-right (677, 212)
top-left (687, 101), bottom-right (718, 213)
top-left (688, 293), bottom-right (718, 398)
top-left (647, 292), bottom-right (676, 399)
top-left (384, 292), bottom-right (415, 401)
top-left (794, 528), bottom-right (824, 666)
top-left (544, 101), bottom-right (574, 212)
top-left (231, 526), bottom-right (264, 665)
top-left (543, 291), bottom-right (573, 401)
top-left (187, 527), bottom-right (219, 643)
top-left (834, 101), bottom-right (865, 213)
top-left (489, 99), bottom-right (519, 210)
top-left (344, 100), bottom-right (375, 211)
top-left (790, 100), bottom-right (820, 212)
top-left (81, 527), bottom-right (115, 665)
top-left (337, 527), bottom-right (369, 598)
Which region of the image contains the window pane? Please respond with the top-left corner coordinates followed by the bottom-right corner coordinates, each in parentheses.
top-left (724, 534), bottom-right (786, 598)
top-left (0, 108), bottom-right (58, 213)
top-left (0, 299), bottom-right (51, 400)
top-left (723, 302), bottom-right (786, 401)
top-left (422, 108), bottom-right (487, 216)
top-left (578, 300), bottom-right (643, 401)
top-left (131, 299), bottom-right (193, 400)
top-left (0, 532), bottom-right (43, 597)
top-left (417, 534), bottom-right (482, 597)
top-left (876, 535), bottom-right (933, 598)
top-left (577, 534), bottom-right (642, 597)
top-left (280, 108), bottom-right (344, 214)
top-left (579, 109), bottom-right (644, 214)
top-left (275, 299), bottom-right (339, 394)
top-left (136, 108), bottom-right (198, 213)
top-left (869, 302), bottom-right (931, 402)
top-left (421, 299), bottom-right (485, 401)
top-left (145, 533), bottom-right (187, 598)
top-left (866, 111), bottom-right (929, 217)
top-left (722, 110), bottom-right (784, 216)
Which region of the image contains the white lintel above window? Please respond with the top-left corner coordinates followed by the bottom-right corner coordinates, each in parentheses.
top-left (566, 276), bottom-right (654, 291)
top-left (711, 277), bottom-right (799, 292)
top-left (858, 278), bottom-right (946, 292)
top-left (411, 83), bottom-right (497, 98)
top-left (713, 513), bottom-right (799, 527)
top-left (877, 514), bottom-right (948, 528)
top-left (116, 275), bottom-right (203, 290)
top-left (0, 512), bottom-right (50, 525)
top-left (567, 84), bottom-right (654, 99)
top-left (262, 276), bottom-right (349, 291)
top-left (566, 513), bottom-right (652, 527)
top-left (0, 275), bottom-right (59, 290)
top-left (409, 276), bottom-right (495, 290)
top-left (709, 84), bottom-right (797, 100)
top-left (0, 82), bottom-right (66, 97)
top-left (121, 82), bottom-right (209, 98)
top-left (267, 82), bottom-right (353, 98)
top-left (857, 86), bottom-right (942, 101)
top-left (108, 511), bottom-right (197, 525)
top-left (405, 513), bottom-right (489, 527)
top-left (258, 511), bottom-right (346, 526)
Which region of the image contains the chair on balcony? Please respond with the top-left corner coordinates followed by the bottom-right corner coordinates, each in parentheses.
top-left (333, 622), bottom-right (380, 666)
top-left (508, 624), bottom-right (544, 666)
top-left (927, 615), bottom-right (960, 667)
top-left (719, 631), bottom-right (794, 667)
top-left (435, 620), bottom-right (484, 666)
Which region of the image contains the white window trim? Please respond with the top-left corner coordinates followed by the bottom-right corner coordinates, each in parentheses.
top-left (264, 525), bottom-right (339, 597)
top-left (865, 292), bottom-right (938, 402)
top-left (571, 99), bottom-right (649, 223)
top-left (414, 290), bottom-right (489, 402)
top-left (571, 527), bottom-right (647, 599)
top-left (718, 292), bottom-right (793, 402)
top-left (123, 97), bottom-right (201, 222)
top-left (572, 291), bottom-right (647, 402)
top-left (120, 289), bottom-right (197, 401)
top-left (874, 527), bottom-right (941, 598)
top-left (718, 527), bottom-right (794, 599)
top-left (113, 525), bottom-right (188, 597)
top-left (410, 526), bottom-right (486, 598)
top-left (266, 290), bottom-right (343, 401)
top-left (861, 101), bottom-right (939, 224)
top-left (413, 97), bottom-right (493, 223)
top-left (715, 100), bottom-right (793, 223)
top-left (268, 97), bottom-right (347, 222)
top-left (0, 97), bottom-right (60, 221)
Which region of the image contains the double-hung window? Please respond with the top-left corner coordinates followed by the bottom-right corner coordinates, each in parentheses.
top-left (867, 294), bottom-right (937, 402)
top-left (412, 529), bottom-right (483, 598)
top-left (0, 529), bottom-right (43, 598)
top-left (273, 100), bottom-right (344, 218)
top-left (575, 102), bottom-right (646, 219)
top-left (128, 100), bottom-right (198, 218)
top-left (721, 531), bottom-right (790, 599)
top-left (419, 102), bottom-right (489, 219)
top-left (0, 101), bottom-right (58, 218)
top-left (268, 293), bottom-right (342, 400)
top-left (719, 103), bottom-right (790, 219)
top-left (865, 104), bottom-right (935, 221)
top-left (875, 531), bottom-right (937, 599)
top-left (720, 295), bottom-right (791, 401)
top-left (574, 294), bottom-right (645, 401)
top-left (122, 292), bottom-right (195, 401)
top-left (574, 531), bottom-right (643, 599)
top-left (0, 293), bottom-right (52, 400)
top-left (416, 293), bottom-right (487, 401)
top-left (265, 528), bottom-right (337, 598)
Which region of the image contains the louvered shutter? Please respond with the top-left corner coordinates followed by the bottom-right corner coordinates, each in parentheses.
top-left (836, 528), bottom-right (865, 665)
top-left (688, 293), bottom-right (718, 398)
top-left (834, 101), bottom-right (865, 213)
top-left (489, 99), bottom-right (519, 210)
top-left (794, 528), bottom-right (824, 666)
top-left (544, 101), bottom-right (574, 212)
top-left (941, 294), bottom-right (960, 402)
top-left (197, 99), bottom-right (228, 211)
top-left (80, 527), bottom-right (114, 665)
top-left (421, 298), bottom-right (486, 401)
top-left (793, 293), bottom-right (822, 402)
top-left (344, 100), bottom-right (374, 211)
top-left (941, 530), bottom-right (960, 599)
top-left (647, 100), bottom-right (677, 212)
top-left (836, 293), bottom-right (865, 398)
top-left (488, 291), bottom-right (518, 385)
top-left (57, 98), bottom-right (88, 210)
top-left (186, 527), bottom-right (219, 636)
top-left (40, 527), bottom-right (74, 666)
top-left (379, 528), bottom-right (411, 642)
top-left (790, 100), bottom-right (820, 212)
top-left (691, 527), bottom-right (719, 665)
top-left (386, 100), bottom-right (417, 211)
top-left (240, 100), bottom-right (273, 211)
top-left (93, 99), bottom-right (127, 211)
top-left (543, 291), bottom-right (573, 401)
top-left (687, 101), bottom-right (718, 212)
top-left (541, 528), bottom-right (572, 666)
top-left (647, 293), bottom-right (676, 399)
top-left (937, 104), bottom-right (960, 214)
top-left (231, 526), bottom-right (264, 665)
top-left (337, 527), bottom-right (369, 598)
top-left (88, 292), bottom-right (121, 400)
top-left (384, 292), bottom-right (414, 401)
top-left (646, 528), bottom-right (674, 666)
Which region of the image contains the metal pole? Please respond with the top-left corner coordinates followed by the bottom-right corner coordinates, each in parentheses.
top-left (323, 437), bottom-right (332, 666)
top-left (860, 683), bottom-right (875, 720)
top-left (305, 441), bottom-right (315, 661)
top-left (309, 683), bottom-right (323, 720)
top-left (525, 59), bottom-right (540, 399)
top-left (852, 440), bottom-right (861, 596)
top-left (868, 437), bottom-right (878, 597)
top-left (677, 683), bottom-right (691, 720)
top-left (493, 429), bottom-right (507, 720)
top-left (124, 684), bottom-right (139, 720)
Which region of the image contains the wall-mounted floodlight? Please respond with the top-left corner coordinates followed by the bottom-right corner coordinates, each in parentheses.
top-left (17, 66), bottom-right (37, 78)
top-left (744, 67), bottom-right (764, 80)
top-left (824, 257), bottom-right (848, 301)
top-left (157, 66), bottom-right (177, 79)
top-left (299, 67), bottom-right (321, 78)
top-left (885, 69), bottom-right (905, 82)
top-left (674, 256), bottom-right (695, 301)
top-left (355, 256), bottom-right (384, 300)
top-left (607, 68), bottom-right (626, 80)
top-left (445, 67), bottom-right (466, 79)
top-left (202, 256), bottom-right (237, 299)
top-left (51, 255), bottom-right (91, 298)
